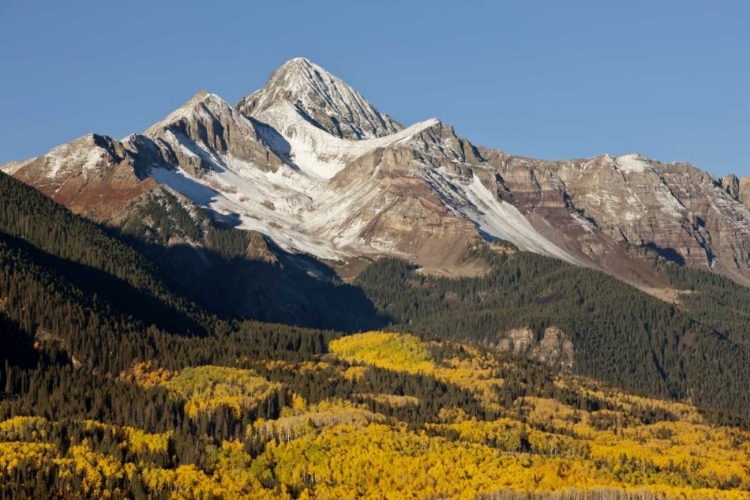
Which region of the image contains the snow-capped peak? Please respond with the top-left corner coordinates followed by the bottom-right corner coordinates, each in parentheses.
top-left (237, 57), bottom-right (402, 140)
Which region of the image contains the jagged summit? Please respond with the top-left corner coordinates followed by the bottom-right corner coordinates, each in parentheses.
top-left (237, 57), bottom-right (402, 140)
top-left (145, 90), bottom-right (235, 136)
top-left (137, 88), bottom-right (284, 177)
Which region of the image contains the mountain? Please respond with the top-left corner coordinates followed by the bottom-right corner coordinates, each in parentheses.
top-left (4, 57), bottom-right (750, 295)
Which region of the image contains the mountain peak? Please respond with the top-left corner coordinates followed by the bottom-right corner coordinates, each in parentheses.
top-left (281, 56), bottom-right (314, 68)
top-left (237, 57), bottom-right (402, 140)
top-left (189, 89), bottom-right (221, 103)
top-left (145, 90), bottom-right (233, 136)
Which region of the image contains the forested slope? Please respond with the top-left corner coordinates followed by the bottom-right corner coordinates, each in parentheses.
top-left (1, 328), bottom-right (749, 499)
top-left (0, 173), bottom-right (213, 336)
top-left (355, 249), bottom-right (750, 420)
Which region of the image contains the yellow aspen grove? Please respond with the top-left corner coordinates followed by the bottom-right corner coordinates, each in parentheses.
top-left (2, 333), bottom-right (749, 498)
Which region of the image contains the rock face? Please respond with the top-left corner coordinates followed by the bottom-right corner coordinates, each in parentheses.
top-left (498, 327), bottom-right (574, 369)
top-left (740, 177), bottom-right (750, 209)
top-left (722, 174), bottom-right (740, 199)
top-left (3, 57), bottom-right (750, 291)
top-left (142, 91), bottom-right (285, 176)
top-left (2, 133), bottom-right (156, 221)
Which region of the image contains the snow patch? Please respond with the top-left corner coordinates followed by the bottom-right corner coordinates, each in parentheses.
top-left (570, 213), bottom-right (595, 233)
top-left (615, 154), bottom-right (651, 174)
top-left (44, 138), bottom-right (105, 178)
top-left (0, 160), bottom-right (33, 175)
top-left (460, 175), bottom-right (583, 264)
top-left (258, 101), bottom-right (437, 179)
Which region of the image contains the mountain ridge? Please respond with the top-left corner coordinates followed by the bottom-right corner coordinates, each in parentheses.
top-left (3, 57), bottom-right (750, 294)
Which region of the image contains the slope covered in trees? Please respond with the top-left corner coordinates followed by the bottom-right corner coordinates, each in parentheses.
top-left (0, 173), bottom-right (214, 337)
top-left (355, 250), bottom-right (750, 420)
top-left (1, 329), bottom-right (749, 499)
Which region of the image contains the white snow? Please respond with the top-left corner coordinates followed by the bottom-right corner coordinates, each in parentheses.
top-left (2, 135), bottom-right (107, 180)
top-left (144, 90), bottom-right (582, 268)
top-left (459, 175), bottom-right (583, 264)
top-left (134, 64), bottom-right (585, 268)
top-left (13, 56), bottom-right (745, 278)
top-left (570, 212), bottom-right (595, 233)
top-left (144, 102), bottom-right (441, 263)
top-left (43, 135), bottom-right (105, 179)
top-left (0, 160), bottom-right (33, 175)
top-left (256, 100), bottom-right (436, 180)
top-left (614, 154), bottom-right (651, 174)
top-left (654, 184), bottom-right (686, 218)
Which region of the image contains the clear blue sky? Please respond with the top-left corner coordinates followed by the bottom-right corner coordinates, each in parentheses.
top-left (1, 0), bottom-right (748, 176)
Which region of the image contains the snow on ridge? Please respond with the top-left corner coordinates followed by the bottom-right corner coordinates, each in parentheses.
top-left (149, 152), bottom-right (357, 262)
top-left (0, 160), bottom-right (33, 175)
top-left (459, 175), bottom-right (584, 265)
top-left (614, 153), bottom-right (651, 174)
top-left (145, 107), bottom-right (440, 261)
top-left (136, 66), bottom-right (585, 267)
top-left (259, 101), bottom-right (436, 179)
top-left (147, 98), bottom-right (580, 267)
top-left (37, 135), bottom-right (105, 179)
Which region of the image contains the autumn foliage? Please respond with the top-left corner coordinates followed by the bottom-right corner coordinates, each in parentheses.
top-left (2, 332), bottom-right (749, 499)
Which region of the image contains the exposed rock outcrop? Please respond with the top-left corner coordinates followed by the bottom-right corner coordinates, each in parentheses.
top-left (740, 176), bottom-right (750, 209)
top-left (144, 91), bottom-right (285, 175)
top-left (4, 134), bottom-right (156, 221)
top-left (498, 327), bottom-right (574, 369)
top-left (722, 174), bottom-right (740, 199)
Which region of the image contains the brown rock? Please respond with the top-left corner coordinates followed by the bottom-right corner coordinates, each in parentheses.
top-left (740, 176), bottom-right (750, 209)
top-left (722, 174), bottom-right (740, 199)
top-left (6, 134), bottom-right (156, 222)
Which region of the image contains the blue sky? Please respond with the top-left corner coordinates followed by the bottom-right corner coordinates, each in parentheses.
top-left (0, 0), bottom-right (747, 176)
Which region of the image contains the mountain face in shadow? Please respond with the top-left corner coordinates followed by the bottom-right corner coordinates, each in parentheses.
top-left (127, 236), bottom-right (388, 333)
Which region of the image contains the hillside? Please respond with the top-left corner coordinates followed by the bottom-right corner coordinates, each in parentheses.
top-left (0, 171), bottom-right (214, 339)
top-left (2, 329), bottom-right (749, 499)
top-left (2, 169), bottom-right (750, 423)
top-left (0, 169), bottom-right (749, 498)
top-left (355, 249), bottom-right (750, 420)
